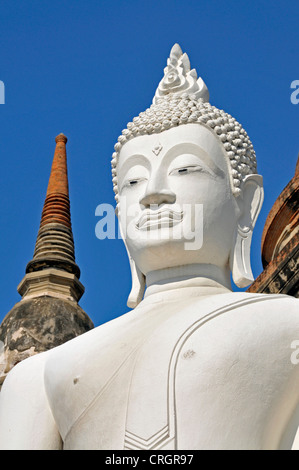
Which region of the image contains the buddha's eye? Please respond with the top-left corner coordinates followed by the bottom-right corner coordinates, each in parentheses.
top-left (121, 177), bottom-right (147, 192)
top-left (170, 165), bottom-right (203, 175)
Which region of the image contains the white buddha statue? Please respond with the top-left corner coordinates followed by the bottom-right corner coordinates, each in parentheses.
top-left (0, 44), bottom-right (298, 450)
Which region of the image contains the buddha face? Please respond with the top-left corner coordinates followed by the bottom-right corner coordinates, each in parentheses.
top-left (117, 123), bottom-right (240, 276)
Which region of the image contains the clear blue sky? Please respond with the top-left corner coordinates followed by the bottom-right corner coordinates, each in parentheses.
top-left (0, 0), bottom-right (298, 327)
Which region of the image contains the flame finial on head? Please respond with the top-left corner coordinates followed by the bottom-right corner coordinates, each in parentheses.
top-left (153, 43), bottom-right (209, 104)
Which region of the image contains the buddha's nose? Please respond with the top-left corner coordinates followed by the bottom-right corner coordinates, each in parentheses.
top-left (139, 177), bottom-right (176, 207)
top-left (140, 189), bottom-right (176, 207)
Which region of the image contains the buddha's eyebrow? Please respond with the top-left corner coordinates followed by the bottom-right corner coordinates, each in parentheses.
top-left (162, 143), bottom-right (225, 177)
top-left (117, 154), bottom-right (150, 181)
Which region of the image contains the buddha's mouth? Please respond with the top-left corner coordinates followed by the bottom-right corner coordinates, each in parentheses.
top-left (136, 208), bottom-right (184, 231)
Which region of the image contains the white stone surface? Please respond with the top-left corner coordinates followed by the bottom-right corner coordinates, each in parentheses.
top-left (0, 284), bottom-right (298, 450)
top-left (0, 44), bottom-right (298, 450)
top-left (153, 43), bottom-right (209, 104)
top-left (117, 123), bottom-right (263, 307)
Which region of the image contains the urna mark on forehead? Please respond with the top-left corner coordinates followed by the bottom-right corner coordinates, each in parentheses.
top-left (111, 44), bottom-right (258, 204)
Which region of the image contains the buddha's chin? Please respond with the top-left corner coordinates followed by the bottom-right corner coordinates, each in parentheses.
top-left (128, 218), bottom-right (197, 246)
top-left (127, 236), bottom-right (205, 275)
top-left (127, 227), bottom-right (186, 251)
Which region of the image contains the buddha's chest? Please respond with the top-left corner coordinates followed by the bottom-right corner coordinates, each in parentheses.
top-left (60, 318), bottom-right (281, 451)
top-left (50, 295), bottom-right (295, 450)
top-left (62, 315), bottom-right (183, 450)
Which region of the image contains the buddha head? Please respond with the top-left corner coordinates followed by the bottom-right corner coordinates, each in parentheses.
top-left (111, 44), bottom-right (263, 307)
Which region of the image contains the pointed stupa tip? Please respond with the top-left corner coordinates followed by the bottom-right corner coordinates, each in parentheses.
top-left (40, 131), bottom-right (71, 231)
top-left (55, 133), bottom-right (68, 144)
top-left (45, 133), bottom-right (69, 200)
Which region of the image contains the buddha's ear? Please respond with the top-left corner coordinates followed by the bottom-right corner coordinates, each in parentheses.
top-left (230, 174), bottom-right (264, 288)
top-left (126, 255), bottom-right (146, 308)
top-left (117, 211), bottom-right (145, 308)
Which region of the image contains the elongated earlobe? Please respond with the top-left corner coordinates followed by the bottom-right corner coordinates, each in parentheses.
top-left (117, 214), bottom-right (145, 308)
top-left (230, 225), bottom-right (255, 288)
top-left (127, 256), bottom-right (146, 308)
top-left (230, 174), bottom-right (264, 288)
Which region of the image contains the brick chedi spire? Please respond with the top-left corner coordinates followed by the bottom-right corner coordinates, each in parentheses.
top-left (40, 133), bottom-right (71, 227)
top-left (25, 133), bottom-right (80, 278)
top-left (0, 134), bottom-right (93, 388)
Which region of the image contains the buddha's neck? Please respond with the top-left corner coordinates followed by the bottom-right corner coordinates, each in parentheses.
top-left (144, 264), bottom-right (232, 301)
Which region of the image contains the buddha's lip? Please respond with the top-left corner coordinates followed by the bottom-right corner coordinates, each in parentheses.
top-left (136, 208), bottom-right (184, 230)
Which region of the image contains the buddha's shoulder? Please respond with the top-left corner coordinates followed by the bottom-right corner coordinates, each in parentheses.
top-left (1, 309), bottom-right (133, 391)
top-left (233, 291), bottom-right (298, 314)
top-left (192, 291), bottom-right (299, 329)
top-left (176, 292), bottom-right (299, 364)
top-left (192, 290), bottom-right (298, 314)
top-left (213, 291), bottom-right (298, 314)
